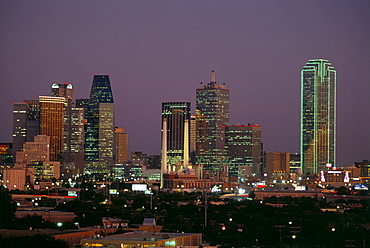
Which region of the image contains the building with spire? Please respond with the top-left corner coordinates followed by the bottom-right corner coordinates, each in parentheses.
top-left (301, 59), bottom-right (336, 174)
top-left (196, 70), bottom-right (229, 176)
top-left (84, 75), bottom-right (115, 176)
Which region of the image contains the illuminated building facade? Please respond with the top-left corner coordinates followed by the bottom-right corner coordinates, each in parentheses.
top-left (115, 127), bottom-right (129, 163)
top-left (225, 124), bottom-right (262, 181)
top-left (301, 59), bottom-right (336, 174)
top-left (22, 135), bottom-right (50, 164)
top-left (39, 96), bottom-right (66, 162)
top-left (161, 102), bottom-right (191, 167)
top-left (12, 102), bottom-right (28, 153)
top-left (84, 75), bottom-right (115, 175)
top-left (196, 70), bottom-right (229, 175)
top-left (70, 107), bottom-right (85, 172)
top-left (23, 100), bottom-right (40, 142)
top-left (52, 83), bottom-right (75, 166)
top-left (264, 152), bottom-right (290, 181)
top-left (51, 82), bottom-right (74, 100)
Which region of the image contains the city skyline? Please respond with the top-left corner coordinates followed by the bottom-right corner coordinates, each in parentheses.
top-left (1, 1), bottom-right (370, 167)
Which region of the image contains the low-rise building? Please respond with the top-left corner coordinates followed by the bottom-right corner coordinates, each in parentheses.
top-left (80, 231), bottom-right (202, 248)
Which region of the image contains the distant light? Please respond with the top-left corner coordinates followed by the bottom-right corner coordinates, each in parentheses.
top-left (57, 222), bottom-right (63, 227)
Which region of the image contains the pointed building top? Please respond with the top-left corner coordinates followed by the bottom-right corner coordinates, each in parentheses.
top-left (210, 70), bottom-right (216, 83)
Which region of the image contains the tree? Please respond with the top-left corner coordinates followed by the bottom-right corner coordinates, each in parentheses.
top-left (0, 186), bottom-right (16, 228)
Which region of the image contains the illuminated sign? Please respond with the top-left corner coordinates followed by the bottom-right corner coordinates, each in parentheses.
top-left (52, 83), bottom-right (59, 88)
top-left (295, 185), bottom-right (306, 191)
top-left (132, 184), bottom-right (147, 191)
top-left (164, 241), bottom-right (175, 246)
top-left (211, 185), bottom-right (222, 193)
top-left (354, 184), bottom-right (368, 190)
top-left (68, 191), bottom-right (77, 197)
top-left (109, 189), bottom-right (119, 195)
top-left (67, 84), bottom-right (73, 89)
top-left (0, 145), bottom-right (8, 154)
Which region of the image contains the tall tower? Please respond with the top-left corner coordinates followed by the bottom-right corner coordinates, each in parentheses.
top-left (301, 59), bottom-right (336, 174)
top-left (84, 75), bottom-right (115, 175)
top-left (51, 83), bottom-right (75, 166)
top-left (196, 70), bottom-right (229, 175)
top-left (12, 102), bottom-right (29, 154)
top-left (161, 102), bottom-right (191, 170)
top-left (39, 96), bottom-right (66, 162)
top-left (225, 124), bottom-right (262, 181)
top-left (115, 127), bottom-right (129, 163)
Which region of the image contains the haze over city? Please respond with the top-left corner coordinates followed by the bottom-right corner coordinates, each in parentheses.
top-left (1, 1), bottom-right (370, 167)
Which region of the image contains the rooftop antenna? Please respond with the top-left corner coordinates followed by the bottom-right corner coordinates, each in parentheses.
top-left (210, 70), bottom-right (216, 83)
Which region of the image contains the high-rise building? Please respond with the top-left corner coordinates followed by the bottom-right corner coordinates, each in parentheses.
top-left (39, 96), bottom-right (66, 162)
top-left (52, 83), bottom-right (74, 100)
top-left (12, 102), bottom-right (28, 153)
top-left (12, 99), bottom-right (40, 162)
top-left (225, 124), bottom-right (262, 181)
top-left (196, 70), bottom-right (229, 175)
top-left (301, 59), bottom-right (336, 174)
top-left (161, 102), bottom-right (191, 168)
top-left (84, 75), bottom-right (115, 175)
top-left (70, 107), bottom-right (85, 173)
top-left (24, 100), bottom-right (41, 142)
top-left (22, 135), bottom-right (50, 164)
top-left (115, 127), bottom-right (129, 163)
top-left (264, 152), bottom-right (290, 181)
top-left (51, 83), bottom-right (75, 167)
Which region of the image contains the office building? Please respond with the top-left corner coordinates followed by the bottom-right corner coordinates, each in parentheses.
top-left (70, 107), bottom-right (85, 173)
top-left (51, 83), bottom-right (75, 166)
top-left (84, 75), bottom-right (115, 175)
top-left (39, 96), bottom-right (66, 162)
top-left (51, 82), bottom-right (74, 100)
top-left (161, 102), bottom-right (191, 169)
top-left (196, 70), bottom-right (229, 176)
top-left (301, 59), bottom-right (336, 174)
top-left (12, 102), bottom-right (28, 153)
top-left (21, 135), bottom-right (50, 164)
top-left (225, 124), bottom-right (262, 181)
top-left (115, 127), bottom-right (128, 163)
top-left (264, 152), bottom-right (290, 182)
top-left (24, 100), bottom-right (41, 142)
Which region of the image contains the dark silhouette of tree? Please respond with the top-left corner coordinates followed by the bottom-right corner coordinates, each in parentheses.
top-left (0, 186), bottom-right (16, 228)
top-left (0, 234), bottom-right (68, 248)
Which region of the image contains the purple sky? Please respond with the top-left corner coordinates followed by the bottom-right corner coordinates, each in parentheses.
top-left (1, 1), bottom-right (370, 167)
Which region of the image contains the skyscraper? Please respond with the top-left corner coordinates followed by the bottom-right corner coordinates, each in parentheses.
top-left (84, 75), bottom-right (115, 175)
top-left (39, 96), bottom-right (66, 162)
top-left (196, 70), bottom-right (229, 175)
top-left (225, 124), bottom-right (262, 181)
top-left (12, 102), bottom-right (28, 154)
top-left (52, 83), bottom-right (74, 100)
top-left (51, 83), bottom-right (74, 167)
top-left (161, 102), bottom-right (191, 169)
top-left (115, 127), bottom-right (129, 163)
top-left (301, 59), bottom-right (336, 174)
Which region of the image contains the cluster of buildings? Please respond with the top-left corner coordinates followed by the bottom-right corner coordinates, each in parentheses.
top-left (1, 59), bottom-right (369, 192)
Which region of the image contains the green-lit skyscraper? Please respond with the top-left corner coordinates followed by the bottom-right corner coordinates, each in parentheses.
top-left (196, 70), bottom-right (229, 176)
top-left (300, 59), bottom-right (336, 174)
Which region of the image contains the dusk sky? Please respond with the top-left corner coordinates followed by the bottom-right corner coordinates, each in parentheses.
top-left (1, 1), bottom-right (369, 167)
